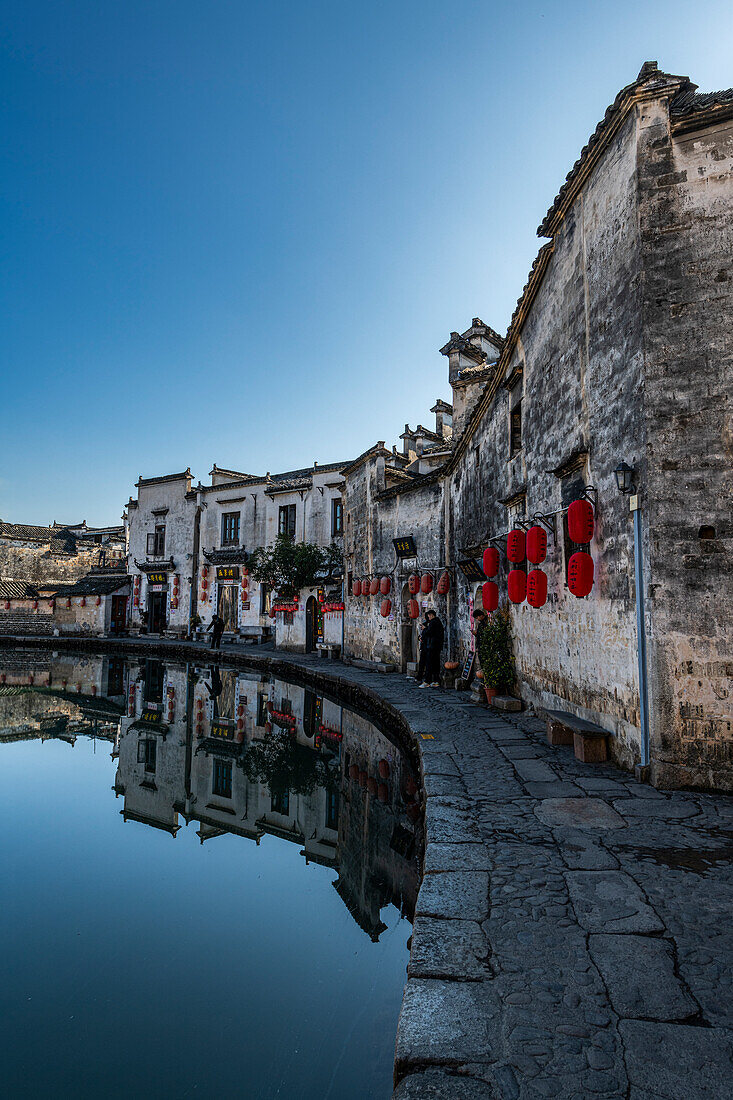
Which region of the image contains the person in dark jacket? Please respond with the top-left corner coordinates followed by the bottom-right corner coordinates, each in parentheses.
top-left (208, 613), bottom-right (225, 650)
top-left (416, 610), bottom-right (444, 687)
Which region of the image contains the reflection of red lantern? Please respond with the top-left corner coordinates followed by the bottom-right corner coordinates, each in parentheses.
top-left (508, 570), bottom-right (527, 604)
top-left (482, 581), bottom-right (499, 612)
top-left (237, 704), bottom-right (245, 716)
top-left (568, 499), bottom-right (594, 544)
top-left (369, 577), bottom-right (379, 596)
top-left (378, 783), bottom-right (389, 803)
top-left (408, 574), bottom-right (420, 595)
top-left (380, 599), bottom-right (391, 618)
top-left (420, 573), bottom-right (433, 594)
top-left (568, 552), bottom-right (594, 597)
top-left (358, 770), bottom-right (367, 788)
top-left (482, 547), bottom-right (499, 578)
top-left (237, 719), bottom-right (244, 731)
top-left (380, 576), bottom-right (391, 595)
top-left (437, 571), bottom-right (450, 595)
top-left (526, 526), bottom-right (547, 565)
top-left (507, 529), bottom-right (526, 563)
top-left (407, 598), bottom-right (419, 619)
top-left (378, 759), bottom-right (390, 779)
top-left (527, 569), bottom-right (548, 608)
top-left (367, 776), bottom-right (377, 796)
top-left (348, 764), bottom-right (359, 781)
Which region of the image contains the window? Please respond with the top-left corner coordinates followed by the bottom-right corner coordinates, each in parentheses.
top-left (137, 737), bottom-right (157, 773)
top-left (278, 504), bottom-right (296, 538)
top-left (256, 692), bottom-right (268, 727)
top-left (146, 525), bottom-right (166, 557)
top-left (561, 475), bottom-right (590, 584)
top-left (326, 790), bottom-right (339, 830)
top-left (271, 789), bottom-right (290, 815)
top-left (283, 611), bottom-right (294, 626)
top-left (510, 399), bottom-right (522, 456)
top-left (212, 760), bottom-right (233, 799)
top-left (221, 512), bottom-right (240, 546)
top-left (331, 498), bottom-right (343, 537)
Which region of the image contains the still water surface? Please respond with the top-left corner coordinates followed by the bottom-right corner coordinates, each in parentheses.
top-left (0, 649), bottom-right (423, 1099)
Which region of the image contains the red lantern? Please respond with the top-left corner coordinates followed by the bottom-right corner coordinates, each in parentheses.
top-left (362, 578), bottom-right (370, 596)
top-left (408, 574), bottom-right (420, 595)
top-left (407, 598), bottom-right (419, 619)
top-left (378, 759), bottom-right (390, 779)
top-left (420, 573), bottom-right (433, 594)
top-left (568, 499), bottom-right (594, 544)
top-left (527, 569), bottom-right (548, 608)
top-left (269, 607), bottom-right (276, 618)
top-left (367, 776), bottom-right (377, 796)
top-left (437, 571), bottom-right (450, 595)
top-left (482, 581), bottom-right (499, 612)
top-left (3, 601), bottom-right (9, 610)
top-left (507, 529), bottom-right (526, 563)
top-left (568, 552), bottom-right (594, 598)
top-left (507, 569), bottom-right (527, 604)
top-left (80, 597), bottom-right (86, 607)
top-left (526, 526), bottom-right (547, 565)
top-left (352, 580), bottom-right (361, 597)
top-left (96, 596), bottom-right (101, 606)
top-left (369, 578), bottom-right (379, 596)
top-left (482, 547), bottom-right (499, 578)
top-left (380, 599), bottom-right (391, 618)
top-left (237, 719), bottom-right (244, 731)
top-left (380, 576), bottom-right (391, 595)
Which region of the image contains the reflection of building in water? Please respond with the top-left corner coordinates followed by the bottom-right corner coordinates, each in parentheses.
top-left (0, 650), bottom-right (125, 744)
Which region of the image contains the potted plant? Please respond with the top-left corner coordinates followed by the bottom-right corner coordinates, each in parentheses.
top-left (477, 606), bottom-right (515, 703)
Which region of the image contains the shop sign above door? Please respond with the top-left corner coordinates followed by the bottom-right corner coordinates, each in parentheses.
top-left (216, 566), bottom-right (240, 581)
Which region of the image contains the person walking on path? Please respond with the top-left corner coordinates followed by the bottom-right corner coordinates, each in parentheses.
top-left (416, 609), bottom-right (444, 687)
top-left (208, 613), bottom-right (225, 650)
top-left (470, 608), bottom-right (488, 683)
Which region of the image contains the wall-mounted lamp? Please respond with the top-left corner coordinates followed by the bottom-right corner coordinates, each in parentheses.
top-left (614, 461), bottom-right (636, 495)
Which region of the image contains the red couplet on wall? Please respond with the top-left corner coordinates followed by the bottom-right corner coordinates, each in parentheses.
top-left (526, 526), bottom-right (547, 565)
top-left (437, 570), bottom-right (450, 594)
top-left (568, 551), bottom-right (594, 597)
top-left (407, 598), bottom-right (420, 619)
top-left (507, 529), bottom-right (526, 563)
top-left (482, 580), bottom-right (499, 612)
top-left (380, 575), bottom-right (391, 595)
top-left (482, 547), bottom-right (500, 577)
top-left (527, 569), bottom-right (548, 607)
top-left (507, 569), bottom-right (527, 604)
top-left (421, 573), bottom-right (433, 594)
top-left (380, 599), bottom-right (392, 617)
top-left (369, 577), bottom-right (380, 596)
top-left (568, 499), bottom-right (594, 544)
top-left (352, 580), bottom-right (361, 597)
top-left (408, 573), bottom-right (420, 594)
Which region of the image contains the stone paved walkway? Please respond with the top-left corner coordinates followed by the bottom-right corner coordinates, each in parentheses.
top-left (5, 636), bottom-right (732, 1098)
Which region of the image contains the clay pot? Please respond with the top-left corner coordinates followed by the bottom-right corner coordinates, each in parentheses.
top-left (484, 686), bottom-right (497, 703)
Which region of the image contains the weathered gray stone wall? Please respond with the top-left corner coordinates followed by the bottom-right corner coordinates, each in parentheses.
top-left (638, 106), bottom-right (733, 788)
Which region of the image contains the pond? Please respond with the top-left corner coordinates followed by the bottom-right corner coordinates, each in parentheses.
top-left (0, 648), bottom-right (423, 1099)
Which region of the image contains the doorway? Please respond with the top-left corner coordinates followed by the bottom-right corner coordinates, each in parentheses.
top-left (305, 596), bottom-right (322, 653)
top-left (148, 592), bottom-right (167, 634)
top-left (110, 594), bottom-right (127, 634)
top-left (400, 584), bottom-right (418, 672)
top-left (217, 585), bottom-right (238, 633)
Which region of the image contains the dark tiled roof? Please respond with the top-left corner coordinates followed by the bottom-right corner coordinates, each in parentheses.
top-left (538, 62), bottom-right (692, 238)
top-left (265, 476), bottom-right (312, 495)
top-left (462, 318), bottom-right (505, 348)
top-left (0, 580), bottom-right (40, 599)
top-left (136, 468), bottom-right (192, 487)
top-left (671, 86), bottom-right (733, 118)
top-left (0, 521), bottom-right (54, 542)
top-left (439, 332), bottom-right (487, 363)
top-left (202, 547), bottom-right (250, 564)
top-left (52, 574), bottom-right (130, 596)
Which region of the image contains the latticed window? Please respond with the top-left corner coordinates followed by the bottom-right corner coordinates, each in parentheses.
top-left (221, 512), bottom-right (240, 545)
top-left (278, 504), bottom-right (296, 537)
top-left (212, 760), bottom-right (232, 799)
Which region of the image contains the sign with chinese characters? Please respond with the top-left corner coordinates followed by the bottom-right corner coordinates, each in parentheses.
top-left (147, 572), bottom-right (167, 585)
top-left (393, 535), bottom-right (417, 558)
top-left (461, 652), bottom-right (475, 681)
top-left (140, 708), bottom-right (162, 726)
top-left (211, 722), bottom-right (233, 739)
top-left (216, 566), bottom-right (240, 581)
top-left (457, 558), bottom-right (486, 581)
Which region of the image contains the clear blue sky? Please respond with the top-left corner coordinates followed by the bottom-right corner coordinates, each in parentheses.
top-left (2, 0), bottom-right (731, 525)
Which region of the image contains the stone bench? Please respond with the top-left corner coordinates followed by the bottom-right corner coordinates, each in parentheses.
top-left (545, 709), bottom-right (609, 763)
top-left (317, 643), bottom-right (341, 660)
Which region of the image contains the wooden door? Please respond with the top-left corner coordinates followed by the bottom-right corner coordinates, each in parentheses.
top-left (110, 595), bottom-right (127, 634)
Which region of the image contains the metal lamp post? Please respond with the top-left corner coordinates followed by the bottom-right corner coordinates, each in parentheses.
top-left (614, 461), bottom-right (650, 772)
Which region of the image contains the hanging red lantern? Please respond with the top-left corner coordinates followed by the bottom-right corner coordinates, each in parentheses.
top-left (66, 598), bottom-right (72, 608)
top-left (3, 601), bottom-right (9, 610)
top-left (80, 597), bottom-right (86, 607)
top-left (369, 577), bottom-right (379, 596)
top-left (420, 573), bottom-right (433, 594)
top-left (349, 764), bottom-right (359, 781)
top-left (237, 719), bottom-right (244, 731)
top-left (362, 578), bottom-right (370, 596)
top-left (378, 759), bottom-right (390, 779)
top-left (380, 599), bottom-right (391, 618)
top-left (482, 581), bottom-right (499, 612)
top-left (507, 569), bottom-right (527, 604)
top-left (407, 598), bottom-right (419, 619)
top-left (380, 576), bottom-right (391, 595)
top-left (378, 783), bottom-right (389, 804)
top-left (96, 596), bottom-right (101, 606)
top-left (482, 547), bottom-right (499, 578)
top-left (526, 526), bottom-right (547, 565)
top-left (568, 499), bottom-right (594, 544)
top-left (527, 569), bottom-right (548, 608)
top-left (568, 552), bottom-right (594, 598)
top-left (352, 580), bottom-right (361, 597)
top-left (408, 573), bottom-right (420, 595)
top-left (269, 606), bottom-right (276, 618)
top-left (437, 570), bottom-right (450, 594)
top-left (507, 529), bottom-right (526, 563)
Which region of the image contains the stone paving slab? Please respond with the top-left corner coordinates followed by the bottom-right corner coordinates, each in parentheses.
top-left (394, 978), bottom-right (501, 1074)
top-left (394, 1069), bottom-right (495, 1098)
top-left (619, 1021), bottom-right (733, 1098)
top-left (588, 934), bottom-right (697, 1019)
top-left (424, 842), bottom-right (493, 872)
top-left (565, 870), bottom-right (665, 933)
top-left (416, 870), bottom-right (490, 921)
top-left (408, 917), bottom-right (490, 981)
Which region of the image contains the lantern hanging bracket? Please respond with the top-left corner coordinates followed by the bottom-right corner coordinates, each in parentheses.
top-left (531, 512), bottom-right (557, 540)
top-left (580, 485), bottom-right (598, 510)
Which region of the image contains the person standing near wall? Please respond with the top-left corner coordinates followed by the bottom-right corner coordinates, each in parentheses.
top-left (416, 609), bottom-right (444, 688)
top-left (471, 609), bottom-right (488, 682)
top-left (208, 613), bottom-right (225, 650)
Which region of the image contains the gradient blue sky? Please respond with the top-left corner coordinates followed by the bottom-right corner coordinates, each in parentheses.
top-left (3, 0), bottom-right (731, 525)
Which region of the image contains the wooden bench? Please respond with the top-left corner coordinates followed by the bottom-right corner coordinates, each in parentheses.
top-left (545, 709), bottom-right (610, 763)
